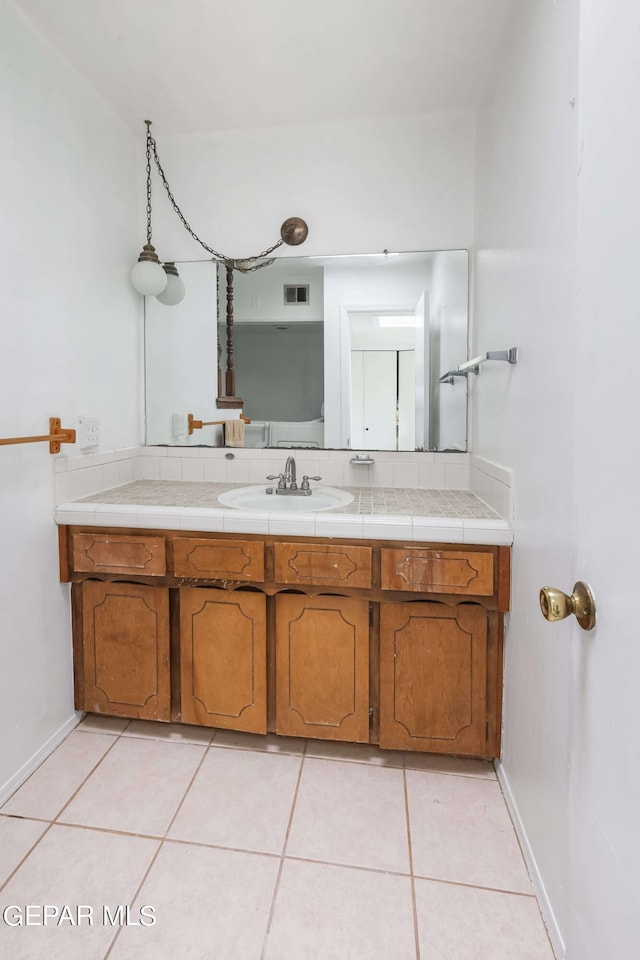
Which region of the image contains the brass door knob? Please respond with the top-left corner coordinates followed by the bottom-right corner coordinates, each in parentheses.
top-left (539, 582), bottom-right (596, 631)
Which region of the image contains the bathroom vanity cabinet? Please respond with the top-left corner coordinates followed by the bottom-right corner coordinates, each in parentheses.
top-left (59, 527), bottom-right (510, 758)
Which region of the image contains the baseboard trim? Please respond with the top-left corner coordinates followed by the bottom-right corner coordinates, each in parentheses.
top-left (496, 761), bottom-right (566, 959)
top-left (0, 712), bottom-right (82, 807)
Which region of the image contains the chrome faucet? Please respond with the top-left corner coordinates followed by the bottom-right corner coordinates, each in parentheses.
top-left (284, 456), bottom-right (297, 489)
top-left (266, 455), bottom-right (321, 496)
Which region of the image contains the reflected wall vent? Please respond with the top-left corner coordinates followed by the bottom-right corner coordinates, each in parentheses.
top-left (283, 284), bottom-right (309, 304)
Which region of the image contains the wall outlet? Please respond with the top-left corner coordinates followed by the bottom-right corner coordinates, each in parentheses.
top-left (77, 416), bottom-right (100, 450)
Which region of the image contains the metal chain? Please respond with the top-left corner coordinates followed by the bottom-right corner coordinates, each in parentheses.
top-left (145, 124), bottom-right (153, 244)
top-left (147, 132), bottom-right (284, 267)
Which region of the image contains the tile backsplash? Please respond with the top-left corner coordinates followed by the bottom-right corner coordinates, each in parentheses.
top-left (53, 446), bottom-right (476, 507)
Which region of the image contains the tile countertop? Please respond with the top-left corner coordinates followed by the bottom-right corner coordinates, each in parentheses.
top-left (55, 480), bottom-right (513, 545)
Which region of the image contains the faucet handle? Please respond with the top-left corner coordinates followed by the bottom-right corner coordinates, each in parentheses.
top-left (301, 474), bottom-right (322, 491)
top-left (266, 474), bottom-right (281, 480)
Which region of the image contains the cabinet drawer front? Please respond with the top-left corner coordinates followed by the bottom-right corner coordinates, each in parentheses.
top-left (381, 548), bottom-right (494, 596)
top-left (275, 542), bottom-right (372, 589)
top-left (173, 538), bottom-right (264, 582)
top-left (72, 533), bottom-right (166, 576)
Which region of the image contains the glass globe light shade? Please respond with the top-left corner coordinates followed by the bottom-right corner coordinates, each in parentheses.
top-left (131, 258), bottom-right (167, 296)
top-left (156, 265), bottom-right (185, 306)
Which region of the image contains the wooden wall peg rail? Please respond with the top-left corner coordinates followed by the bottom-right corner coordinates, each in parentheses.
top-left (0, 417), bottom-right (76, 454)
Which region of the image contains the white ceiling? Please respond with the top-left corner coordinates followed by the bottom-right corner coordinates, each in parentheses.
top-left (15, 0), bottom-right (512, 134)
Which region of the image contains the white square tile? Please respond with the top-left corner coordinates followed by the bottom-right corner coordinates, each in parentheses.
top-left (180, 458), bottom-right (205, 481)
top-left (343, 463), bottom-right (372, 485)
top-left (411, 517), bottom-right (465, 543)
top-left (406, 771), bottom-right (532, 892)
top-left (264, 859), bottom-right (416, 960)
top-left (0, 816), bottom-right (48, 886)
top-left (362, 515), bottom-right (413, 541)
top-left (122, 721), bottom-right (214, 745)
top-left (135, 506), bottom-right (183, 529)
top-left (1, 732), bottom-right (116, 821)
top-left (393, 462), bottom-right (421, 487)
top-left (305, 740), bottom-right (403, 767)
top-left (287, 758), bottom-right (410, 872)
top-left (316, 461), bottom-right (344, 485)
top-left (168, 747), bottom-right (301, 854)
top-left (60, 737), bottom-right (206, 836)
top-left (212, 729), bottom-right (305, 753)
top-left (159, 458), bottom-right (182, 481)
top-left (223, 512), bottom-right (270, 534)
top-left (268, 515), bottom-right (316, 537)
top-left (415, 879), bottom-right (554, 960)
top-left (76, 715), bottom-right (130, 735)
top-left (419, 464), bottom-right (447, 488)
top-left (403, 752), bottom-right (496, 779)
top-left (445, 462), bottom-right (471, 488)
top-left (117, 458), bottom-right (135, 485)
top-left (462, 519), bottom-right (513, 545)
top-left (203, 458), bottom-right (227, 481)
top-left (0, 824), bottom-right (158, 960)
top-left (369, 462), bottom-right (395, 486)
top-left (178, 507), bottom-right (226, 532)
top-left (109, 841), bottom-right (279, 960)
top-left (314, 514), bottom-right (365, 538)
top-left (137, 456), bottom-right (161, 480)
top-left (225, 460), bottom-right (251, 482)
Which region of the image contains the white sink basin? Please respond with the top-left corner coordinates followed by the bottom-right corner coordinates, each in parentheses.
top-left (218, 485), bottom-right (354, 513)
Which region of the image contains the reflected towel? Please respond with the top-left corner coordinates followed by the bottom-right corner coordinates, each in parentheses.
top-left (223, 419), bottom-right (245, 447)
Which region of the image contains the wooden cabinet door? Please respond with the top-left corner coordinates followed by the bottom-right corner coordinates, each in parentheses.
top-left (79, 581), bottom-right (170, 720)
top-left (276, 595), bottom-right (370, 742)
top-left (380, 602), bottom-right (489, 756)
top-left (179, 588), bottom-right (267, 733)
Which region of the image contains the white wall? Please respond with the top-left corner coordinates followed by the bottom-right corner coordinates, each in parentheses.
top-left (147, 112), bottom-right (475, 266)
top-left (472, 0), bottom-right (579, 951)
top-left (0, 3), bottom-right (140, 798)
top-left (428, 250), bottom-right (468, 451)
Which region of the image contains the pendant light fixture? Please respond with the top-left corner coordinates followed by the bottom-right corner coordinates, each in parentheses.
top-left (156, 262), bottom-right (186, 305)
top-left (131, 121), bottom-right (169, 297)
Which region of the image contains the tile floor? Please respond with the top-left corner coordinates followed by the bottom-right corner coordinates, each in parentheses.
top-left (0, 717), bottom-right (555, 959)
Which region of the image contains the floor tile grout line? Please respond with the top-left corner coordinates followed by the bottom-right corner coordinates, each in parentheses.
top-left (283, 854), bottom-right (412, 880)
top-left (0, 820), bottom-right (56, 894)
top-left (403, 767), bottom-right (422, 960)
top-left (101, 838), bottom-right (164, 960)
top-left (411, 872), bottom-right (537, 899)
top-left (161, 739), bottom-right (212, 840)
top-left (50, 731), bottom-right (123, 826)
top-left (0, 718), bottom-right (131, 892)
top-left (259, 739), bottom-right (308, 960)
top-left (101, 736), bottom-right (212, 960)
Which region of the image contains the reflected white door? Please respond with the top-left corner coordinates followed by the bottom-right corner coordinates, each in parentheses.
top-left (398, 351), bottom-right (415, 450)
top-left (413, 293), bottom-right (429, 449)
top-left (350, 351), bottom-right (397, 449)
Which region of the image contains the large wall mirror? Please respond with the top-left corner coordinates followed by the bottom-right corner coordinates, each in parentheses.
top-left (144, 250), bottom-right (469, 451)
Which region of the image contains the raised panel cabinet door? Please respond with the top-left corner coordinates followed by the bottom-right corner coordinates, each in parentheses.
top-left (80, 581), bottom-right (170, 720)
top-left (275, 595), bottom-right (370, 742)
top-left (379, 602), bottom-right (489, 756)
top-left (179, 588), bottom-right (267, 733)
